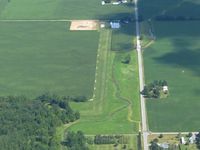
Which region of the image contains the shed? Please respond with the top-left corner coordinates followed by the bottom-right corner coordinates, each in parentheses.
top-left (163, 86), bottom-right (168, 92)
top-left (160, 143), bottom-right (169, 149)
top-left (181, 137), bottom-right (186, 144)
top-left (112, 1), bottom-right (121, 5)
top-left (110, 21), bottom-right (120, 29)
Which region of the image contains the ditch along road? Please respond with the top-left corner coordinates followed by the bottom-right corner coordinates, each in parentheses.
top-left (134, 0), bottom-right (149, 150)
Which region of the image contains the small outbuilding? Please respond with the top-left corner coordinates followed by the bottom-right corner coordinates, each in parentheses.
top-left (122, 0), bottom-right (128, 3)
top-left (101, 1), bottom-right (105, 5)
top-left (163, 86), bottom-right (168, 92)
top-left (160, 143), bottom-right (169, 149)
top-left (181, 137), bottom-right (186, 144)
top-left (110, 21), bottom-right (120, 29)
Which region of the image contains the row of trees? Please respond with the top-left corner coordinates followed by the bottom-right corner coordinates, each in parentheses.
top-left (0, 94), bottom-right (79, 150)
top-left (121, 53), bottom-right (131, 64)
top-left (94, 135), bottom-right (128, 145)
top-left (38, 93), bottom-right (88, 103)
top-left (63, 131), bottom-right (88, 150)
top-left (142, 80), bottom-right (168, 98)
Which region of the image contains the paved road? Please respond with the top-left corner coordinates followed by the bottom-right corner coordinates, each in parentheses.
top-left (134, 0), bottom-right (149, 150)
top-left (0, 19), bottom-right (71, 22)
top-left (151, 132), bottom-right (199, 135)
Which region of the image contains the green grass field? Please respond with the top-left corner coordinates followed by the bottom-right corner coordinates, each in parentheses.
top-left (143, 21), bottom-right (200, 131)
top-left (0, 0), bottom-right (134, 20)
top-left (111, 23), bottom-right (135, 51)
top-left (0, 22), bottom-right (99, 97)
top-left (65, 26), bottom-right (140, 135)
top-left (56, 26), bottom-right (140, 149)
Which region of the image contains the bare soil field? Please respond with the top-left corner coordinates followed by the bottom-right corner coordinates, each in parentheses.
top-left (70, 20), bottom-right (99, 31)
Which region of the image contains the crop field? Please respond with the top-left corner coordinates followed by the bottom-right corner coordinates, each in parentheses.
top-left (0, 0), bottom-right (134, 20)
top-left (139, 0), bottom-right (200, 20)
top-left (143, 21), bottom-right (200, 131)
top-left (0, 21), bottom-right (99, 97)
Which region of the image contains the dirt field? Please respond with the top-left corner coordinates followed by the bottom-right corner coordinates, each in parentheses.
top-left (70, 20), bottom-right (99, 31)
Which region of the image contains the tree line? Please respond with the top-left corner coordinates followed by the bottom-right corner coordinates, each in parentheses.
top-left (0, 94), bottom-right (79, 150)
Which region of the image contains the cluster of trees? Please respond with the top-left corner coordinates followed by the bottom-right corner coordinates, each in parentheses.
top-left (0, 94), bottom-right (79, 150)
top-left (196, 132), bottom-right (200, 149)
top-left (155, 15), bottom-right (200, 21)
top-left (121, 53), bottom-right (131, 64)
top-left (150, 138), bottom-right (179, 150)
top-left (94, 135), bottom-right (128, 145)
top-left (142, 80), bottom-right (168, 98)
top-left (63, 131), bottom-right (88, 150)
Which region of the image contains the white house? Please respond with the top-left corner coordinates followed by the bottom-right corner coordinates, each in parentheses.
top-left (189, 134), bottom-right (196, 144)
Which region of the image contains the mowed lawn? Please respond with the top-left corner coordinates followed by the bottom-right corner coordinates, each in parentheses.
top-left (0, 0), bottom-right (134, 20)
top-left (144, 21), bottom-right (200, 131)
top-left (0, 22), bottom-right (99, 97)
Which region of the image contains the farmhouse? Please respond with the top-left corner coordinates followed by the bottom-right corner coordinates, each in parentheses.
top-left (189, 134), bottom-right (196, 144)
top-left (110, 21), bottom-right (120, 29)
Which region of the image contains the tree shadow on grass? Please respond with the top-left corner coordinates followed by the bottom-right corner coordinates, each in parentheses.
top-left (138, 0), bottom-right (200, 20)
top-left (153, 38), bottom-right (200, 76)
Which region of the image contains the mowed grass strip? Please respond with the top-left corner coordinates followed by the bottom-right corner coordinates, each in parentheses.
top-left (143, 21), bottom-right (200, 131)
top-left (0, 22), bottom-right (99, 97)
top-left (69, 23), bottom-right (140, 134)
top-left (0, 0), bottom-right (134, 20)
